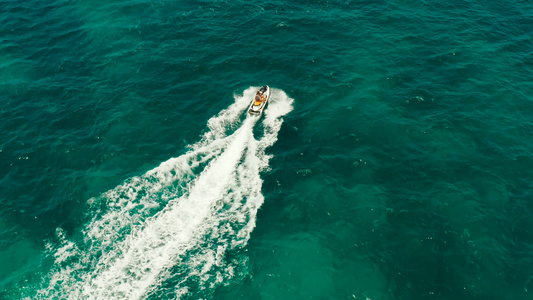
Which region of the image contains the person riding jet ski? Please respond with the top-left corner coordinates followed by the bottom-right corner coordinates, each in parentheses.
top-left (254, 91), bottom-right (266, 106)
top-left (248, 85), bottom-right (270, 116)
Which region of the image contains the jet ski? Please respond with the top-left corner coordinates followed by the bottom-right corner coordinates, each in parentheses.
top-left (248, 85), bottom-right (270, 116)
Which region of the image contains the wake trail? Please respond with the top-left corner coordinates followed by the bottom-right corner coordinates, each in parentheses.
top-left (36, 87), bottom-right (293, 300)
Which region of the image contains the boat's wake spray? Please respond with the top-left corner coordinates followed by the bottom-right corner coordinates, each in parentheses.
top-left (37, 87), bottom-right (294, 299)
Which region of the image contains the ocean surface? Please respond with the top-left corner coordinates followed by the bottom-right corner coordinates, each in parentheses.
top-left (1, 0), bottom-right (532, 299)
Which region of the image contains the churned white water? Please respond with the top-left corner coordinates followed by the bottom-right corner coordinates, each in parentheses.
top-left (37, 87), bottom-right (293, 299)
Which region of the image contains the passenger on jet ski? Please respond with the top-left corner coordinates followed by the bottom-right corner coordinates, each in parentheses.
top-left (254, 92), bottom-right (266, 106)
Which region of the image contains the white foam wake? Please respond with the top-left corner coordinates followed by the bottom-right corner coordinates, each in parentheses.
top-left (37, 87), bottom-right (293, 299)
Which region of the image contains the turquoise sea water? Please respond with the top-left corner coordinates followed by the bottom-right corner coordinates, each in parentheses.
top-left (1, 0), bottom-right (533, 299)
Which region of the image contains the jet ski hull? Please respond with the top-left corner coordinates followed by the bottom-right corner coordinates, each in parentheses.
top-left (248, 85), bottom-right (270, 116)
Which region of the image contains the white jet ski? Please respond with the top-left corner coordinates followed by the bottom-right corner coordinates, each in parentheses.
top-left (248, 85), bottom-right (270, 116)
